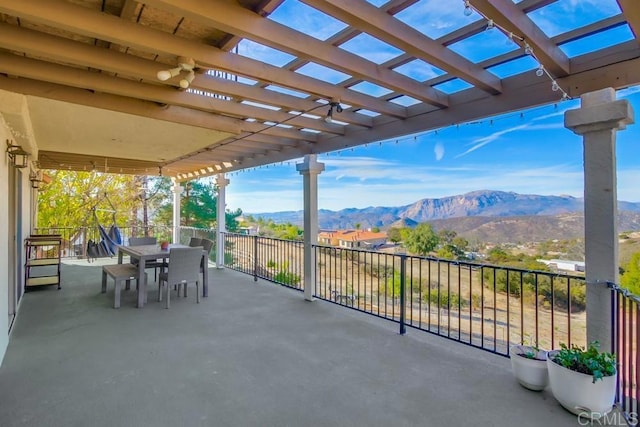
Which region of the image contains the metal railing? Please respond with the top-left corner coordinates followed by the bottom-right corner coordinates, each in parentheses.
top-left (610, 282), bottom-right (640, 425)
top-left (222, 232), bottom-right (304, 291)
top-left (313, 245), bottom-right (586, 356)
top-left (218, 233), bottom-right (586, 356)
top-left (33, 226), bottom-right (174, 259)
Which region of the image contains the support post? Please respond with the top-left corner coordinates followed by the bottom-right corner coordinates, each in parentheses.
top-left (215, 174), bottom-right (229, 269)
top-left (399, 254), bottom-right (407, 335)
top-left (564, 88), bottom-right (634, 350)
top-left (296, 155), bottom-right (325, 301)
top-left (171, 180), bottom-right (183, 244)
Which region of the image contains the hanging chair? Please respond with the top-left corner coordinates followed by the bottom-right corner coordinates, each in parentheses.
top-left (86, 195), bottom-right (123, 262)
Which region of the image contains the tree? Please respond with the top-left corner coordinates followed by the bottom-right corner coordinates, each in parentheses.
top-left (155, 179), bottom-right (241, 231)
top-left (621, 252), bottom-right (640, 296)
top-left (452, 236), bottom-right (469, 252)
top-left (387, 227), bottom-right (403, 243)
top-left (37, 170), bottom-right (141, 231)
top-left (437, 229), bottom-right (457, 245)
top-left (405, 223), bottom-right (439, 256)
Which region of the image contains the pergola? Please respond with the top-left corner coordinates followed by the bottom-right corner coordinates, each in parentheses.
top-left (0, 0), bottom-right (638, 179)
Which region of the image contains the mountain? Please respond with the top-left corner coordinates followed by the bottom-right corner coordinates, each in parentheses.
top-left (250, 190), bottom-right (640, 232)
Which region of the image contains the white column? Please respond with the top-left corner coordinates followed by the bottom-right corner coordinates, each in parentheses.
top-left (564, 88), bottom-right (634, 350)
top-left (296, 154), bottom-right (325, 301)
top-left (171, 180), bottom-right (183, 244)
top-left (215, 173), bottom-right (229, 269)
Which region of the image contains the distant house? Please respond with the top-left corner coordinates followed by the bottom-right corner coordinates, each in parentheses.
top-left (318, 229), bottom-right (387, 249)
top-left (537, 258), bottom-right (585, 272)
top-left (238, 226), bottom-right (258, 236)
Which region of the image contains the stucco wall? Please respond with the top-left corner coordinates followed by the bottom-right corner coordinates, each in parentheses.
top-left (0, 117), bottom-right (10, 363)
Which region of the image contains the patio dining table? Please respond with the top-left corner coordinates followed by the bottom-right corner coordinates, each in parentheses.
top-left (117, 244), bottom-right (209, 308)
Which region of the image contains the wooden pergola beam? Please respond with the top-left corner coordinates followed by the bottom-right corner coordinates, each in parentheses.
top-left (0, 0), bottom-right (408, 118)
top-left (301, 0), bottom-right (502, 94)
top-left (143, 0), bottom-right (449, 108)
top-left (470, 0), bottom-right (571, 76)
top-left (617, 0), bottom-right (640, 42)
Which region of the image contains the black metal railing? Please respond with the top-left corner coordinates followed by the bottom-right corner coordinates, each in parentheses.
top-left (33, 225), bottom-right (174, 259)
top-left (313, 245), bottom-right (586, 356)
top-left (610, 282), bottom-right (639, 426)
top-left (222, 232), bottom-right (304, 291)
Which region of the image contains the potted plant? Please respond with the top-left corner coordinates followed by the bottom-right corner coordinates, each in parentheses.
top-left (547, 341), bottom-right (617, 418)
top-left (510, 344), bottom-right (548, 391)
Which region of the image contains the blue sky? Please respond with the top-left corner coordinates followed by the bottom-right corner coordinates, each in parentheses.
top-left (221, 0), bottom-right (639, 213)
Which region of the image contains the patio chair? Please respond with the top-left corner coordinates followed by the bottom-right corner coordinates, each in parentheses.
top-left (183, 238), bottom-right (214, 297)
top-left (128, 236), bottom-right (165, 281)
top-left (188, 237), bottom-right (203, 247)
top-left (158, 247), bottom-right (202, 308)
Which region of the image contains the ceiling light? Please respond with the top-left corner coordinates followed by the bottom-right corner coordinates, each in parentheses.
top-left (324, 101), bottom-right (343, 124)
top-left (324, 107), bottom-right (333, 123)
top-left (156, 57), bottom-right (197, 87)
top-left (179, 70), bottom-right (195, 89)
top-left (156, 67), bottom-right (181, 81)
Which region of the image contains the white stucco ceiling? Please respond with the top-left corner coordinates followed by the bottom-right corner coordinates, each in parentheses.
top-left (26, 96), bottom-right (232, 163)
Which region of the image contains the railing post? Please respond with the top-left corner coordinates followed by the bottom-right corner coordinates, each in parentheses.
top-left (400, 254), bottom-right (406, 335)
top-left (253, 235), bottom-right (258, 282)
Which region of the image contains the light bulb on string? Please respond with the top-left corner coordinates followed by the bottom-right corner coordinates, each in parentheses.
top-left (551, 80), bottom-right (559, 92)
top-left (536, 64), bottom-right (545, 77)
top-left (463, 0), bottom-right (473, 16)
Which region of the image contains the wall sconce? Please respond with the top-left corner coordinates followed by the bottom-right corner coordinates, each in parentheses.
top-left (29, 170), bottom-right (43, 189)
top-left (6, 139), bottom-right (29, 168)
top-left (156, 57), bottom-right (196, 89)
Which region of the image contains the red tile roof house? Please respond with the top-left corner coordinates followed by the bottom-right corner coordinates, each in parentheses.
top-left (319, 230), bottom-right (388, 249)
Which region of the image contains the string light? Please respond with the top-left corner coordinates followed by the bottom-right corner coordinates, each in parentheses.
top-left (462, 0), bottom-right (570, 101)
top-left (463, 0), bottom-right (473, 16)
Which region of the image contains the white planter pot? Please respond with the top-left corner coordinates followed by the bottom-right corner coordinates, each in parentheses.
top-left (547, 350), bottom-right (617, 418)
top-left (510, 345), bottom-right (548, 391)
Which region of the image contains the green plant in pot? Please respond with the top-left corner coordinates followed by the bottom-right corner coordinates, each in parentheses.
top-left (547, 341), bottom-right (617, 418)
top-left (510, 343), bottom-right (548, 391)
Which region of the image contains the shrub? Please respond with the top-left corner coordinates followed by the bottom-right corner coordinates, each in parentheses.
top-left (273, 270), bottom-right (301, 286)
top-left (422, 289), bottom-right (466, 309)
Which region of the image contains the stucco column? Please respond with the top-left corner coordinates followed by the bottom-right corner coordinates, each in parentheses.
top-left (171, 180), bottom-right (183, 244)
top-left (564, 88), bottom-right (634, 350)
top-left (296, 154), bottom-right (325, 301)
top-left (215, 173), bottom-right (229, 269)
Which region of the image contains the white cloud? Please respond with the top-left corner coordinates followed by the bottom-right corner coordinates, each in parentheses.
top-left (456, 124), bottom-right (529, 158)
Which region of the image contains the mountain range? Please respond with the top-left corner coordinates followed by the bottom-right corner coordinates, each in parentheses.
top-left (250, 190), bottom-right (640, 243)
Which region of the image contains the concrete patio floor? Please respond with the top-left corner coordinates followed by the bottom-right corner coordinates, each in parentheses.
top-left (0, 261), bottom-right (583, 426)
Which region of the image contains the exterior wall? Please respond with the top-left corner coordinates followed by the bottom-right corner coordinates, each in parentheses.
top-left (0, 89), bottom-right (35, 365)
top-left (0, 119), bottom-right (10, 363)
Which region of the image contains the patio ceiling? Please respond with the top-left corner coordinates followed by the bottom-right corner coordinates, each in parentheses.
top-left (0, 0), bottom-right (638, 180)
